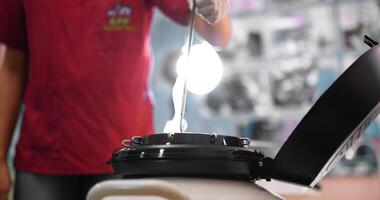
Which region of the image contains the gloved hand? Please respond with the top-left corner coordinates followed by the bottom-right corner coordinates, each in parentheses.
top-left (189, 0), bottom-right (231, 25)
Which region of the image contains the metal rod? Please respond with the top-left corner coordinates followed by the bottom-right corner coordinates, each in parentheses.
top-left (187, 0), bottom-right (197, 57)
top-left (179, 0), bottom-right (196, 133)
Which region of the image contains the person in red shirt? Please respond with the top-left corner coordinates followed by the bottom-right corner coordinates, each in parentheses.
top-left (0, 0), bottom-right (232, 200)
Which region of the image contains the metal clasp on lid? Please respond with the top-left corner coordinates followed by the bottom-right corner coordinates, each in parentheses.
top-left (132, 136), bottom-right (144, 145)
top-left (241, 138), bottom-right (251, 146)
top-left (210, 133), bottom-right (218, 144)
top-left (121, 139), bottom-right (131, 147)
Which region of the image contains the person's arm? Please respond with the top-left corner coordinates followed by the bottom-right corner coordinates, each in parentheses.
top-left (0, 44), bottom-right (27, 200)
top-left (151, 0), bottom-right (232, 48)
top-left (195, 14), bottom-right (231, 48)
top-left (192, 0), bottom-right (232, 48)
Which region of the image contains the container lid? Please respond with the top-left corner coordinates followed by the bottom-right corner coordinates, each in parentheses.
top-left (272, 45), bottom-right (380, 186)
top-left (109, 133), bottom-right (271, 181)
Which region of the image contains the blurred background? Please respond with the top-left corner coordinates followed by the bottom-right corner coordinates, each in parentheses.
top-left (7, 0), bottom-right (380, 199)
top-left (149, 0), bottom-right (380, 199)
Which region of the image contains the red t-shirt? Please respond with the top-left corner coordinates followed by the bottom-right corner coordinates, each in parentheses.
top-left (0, 0), bottom-right (189, 175)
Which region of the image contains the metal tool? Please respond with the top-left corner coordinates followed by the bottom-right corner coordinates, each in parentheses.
top-left (179, 0), bottom-right (196, 133)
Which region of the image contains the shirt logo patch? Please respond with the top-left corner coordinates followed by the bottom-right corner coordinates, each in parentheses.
top-left (104, 2), bottom-right (134, 31)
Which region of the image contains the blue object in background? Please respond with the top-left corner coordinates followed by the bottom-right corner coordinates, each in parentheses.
top-left (316, 68), bottom-right (338, 94)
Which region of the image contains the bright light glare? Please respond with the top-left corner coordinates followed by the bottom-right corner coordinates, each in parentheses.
top-left (176, 42), bottom-right (223, 95)
top-left (345, 149), bottom-right (355, 160)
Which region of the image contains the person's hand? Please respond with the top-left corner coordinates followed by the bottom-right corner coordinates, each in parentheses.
top-left (0, 160), bottom-right (11, 200)
top-left (190, 0), bottom-right (231, 25)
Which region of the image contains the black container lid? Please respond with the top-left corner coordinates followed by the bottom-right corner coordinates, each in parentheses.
top-left (110, 133), bottom-right (271, 181)
top-left (272, 44), bottom-right (380, 186)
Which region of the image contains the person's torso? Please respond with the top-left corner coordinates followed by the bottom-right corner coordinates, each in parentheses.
top-left (15, 0), bottom-right (155, 174)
